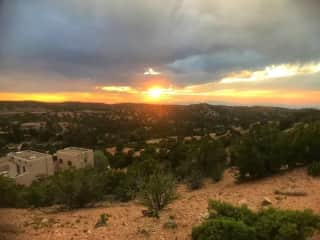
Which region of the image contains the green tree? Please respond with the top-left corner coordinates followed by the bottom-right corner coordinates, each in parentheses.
top-left (94, 150), bottom-right (109, 171)
top-left (0, 176), bottom-right (22, 207)
top-left (140, 171), bottom-right (176, 217)
top-left (51, 168), bottom-right (104, 209)
top-left (231, 124), bottom-right (282, 180)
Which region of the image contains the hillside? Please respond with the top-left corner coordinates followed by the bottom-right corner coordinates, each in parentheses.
top-left (1, 167), bottom-right (320, 240)
top-left (1, 101), bottom-right (320, 156)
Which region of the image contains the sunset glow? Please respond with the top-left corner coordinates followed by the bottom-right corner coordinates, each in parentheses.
top-left (0, 1), bottom-right (319, 108)
top-left (148, 88), bottom-right (163, 99)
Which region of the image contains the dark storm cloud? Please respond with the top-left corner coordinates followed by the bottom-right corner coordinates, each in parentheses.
top-left (0, 0), bottom-right (319, 91)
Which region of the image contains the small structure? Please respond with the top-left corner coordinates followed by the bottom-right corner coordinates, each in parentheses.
top-left (6, 150), bottom-right (54, 186)
top-left (20, 122), bottom-right (46, 131)
top-left (55, 147), bottom-right (94, 170)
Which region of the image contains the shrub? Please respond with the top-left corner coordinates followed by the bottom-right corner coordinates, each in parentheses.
top-left (140, 172), bottom-right (176, 217)
top-left (255, 208), bottom-right (320, 240)
top-left (231, 121), bottom-right (320, 180)
top-left (163, 215), bottom-right (178, 229)
top-left (168, 140), bottom-right (226, 183)
top-left (308, 161), bottom-right (320, 177)
top-left (0, 167), bottom-right (139, 209)
top-left (197, 140), bottom-right (226, 181)
top-left (113, 173), bottom-right (137, 201)
top-left (192, 218), bottom-right (256, 240)
top-left (94, 213), bottom-right (110, 228)
top-left (187, 169), bottom-right (204, 190)
top-left (51, 168), bottom-right (105, 209)
top-left (231, 124), bottom-right (284, 180)
top-left (127, 157), bottom-right (160, 187)
top-left (208, 201), bottom-right (256, 225)
top-left (192, 200), bottom-right (320, 240)
top-left (101, 170), bottom-right (137, 201)
top-left (25, 179), bottom-right (56, 207)
top-left (0, 176), bottom-right (23, 208)
top-left (94, 150), bottom-right (109, 171)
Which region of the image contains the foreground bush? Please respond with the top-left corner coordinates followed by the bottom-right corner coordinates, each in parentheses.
top-left (51, 168), bottom-right (105, 209)
top-left (0, 176), bottom-right (24, 207)
top-left (102, 170), bottom-right (137, 201)
top-left (0, 167), bottom-right (137, 209)
top-left (192, 218), bottom-right (256, 240)
top-left (192, 200), bottom-right (320, 240)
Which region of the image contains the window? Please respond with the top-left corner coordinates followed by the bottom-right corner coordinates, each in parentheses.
top-left (59, 159), bottom-right (63, 164)
top-left (23, 166), bottom-right (26, 173)
top-left (16, 165), bottom-right (20, 174)
top-left (68, 161), bottom-right (72, 167)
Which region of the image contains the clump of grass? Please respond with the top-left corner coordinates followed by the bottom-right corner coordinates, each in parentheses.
top-left (163, 215), bottom-right (177, 229)
top-left (29, 217), bottom-right (57, 230)
top-left (137, 226), bottom-right (150, 236)
top-left (94, 213), bottom-right (110, 228)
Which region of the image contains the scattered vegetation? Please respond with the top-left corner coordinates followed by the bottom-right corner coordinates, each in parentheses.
top-left (0, 167), bottom-right (136, 209)
top-left (231, 121), bottom-right (320, 180)
top-left (94, 213), bottom-right (110, 228)
top-left (0, 176), bottom-right (23, 208)
top-left (163, 215), bottom-right (178, 229)
top-left (192, 200), bottom-right (320, 240)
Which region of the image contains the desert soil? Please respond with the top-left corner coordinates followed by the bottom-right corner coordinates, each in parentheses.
top-left (1, 167), bottom-right (320, 240)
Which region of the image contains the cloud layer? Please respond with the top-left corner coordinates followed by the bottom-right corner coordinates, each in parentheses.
top-left (0, 0), bottom-right (319, 106)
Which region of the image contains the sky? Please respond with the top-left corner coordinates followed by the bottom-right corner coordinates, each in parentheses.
top-left (0, 0), bottom-right (319, 107)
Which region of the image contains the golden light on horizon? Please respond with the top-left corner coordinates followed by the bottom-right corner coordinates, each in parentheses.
top-left (1, 88), bottom-right (320, 106)
top-left (147, 87), bottom-right (165, 100)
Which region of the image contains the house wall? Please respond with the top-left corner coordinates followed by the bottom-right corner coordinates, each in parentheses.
top-left (6, 154), bottom-right (54, 186)
top-left (0, 159), bottom-right (17, 178)
top-left (15, 172), bottom-right (35, 186)
top-left (56, 149), bottom-right (94, 170)
top-left (26, 156), bottom-right (54, 178)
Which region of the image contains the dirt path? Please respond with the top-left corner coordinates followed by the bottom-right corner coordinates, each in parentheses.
top-left (1, 167), bottom-right (320, 240)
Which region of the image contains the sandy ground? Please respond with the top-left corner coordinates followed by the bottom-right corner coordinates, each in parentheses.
top-left (1, 167), bottom-right (320, 240)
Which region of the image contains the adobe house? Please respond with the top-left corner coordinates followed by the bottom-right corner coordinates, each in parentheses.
top-left (55, 147), bottom-right (94, 170)
top-left (6, 150), bottom-right (54, 186)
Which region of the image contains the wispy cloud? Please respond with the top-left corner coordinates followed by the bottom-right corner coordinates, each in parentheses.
top-left (144, 68), bottom-right (161, 76)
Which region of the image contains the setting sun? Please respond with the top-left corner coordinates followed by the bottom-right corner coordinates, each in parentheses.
top-left (147, 87), bottom-right (164, 100)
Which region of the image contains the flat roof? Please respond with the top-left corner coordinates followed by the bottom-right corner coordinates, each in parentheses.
top-left (57, 147), bottom-right (92, 156)
top-left (8, 150), bottom-right (50, 161)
